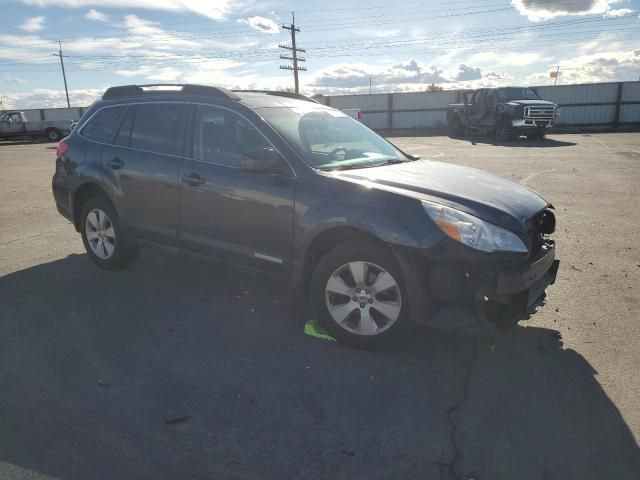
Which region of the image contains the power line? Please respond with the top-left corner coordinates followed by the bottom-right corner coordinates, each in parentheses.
top-left (2, 21), bottom-right (635, 72)
top-left (1, 9), bottom-right (636, 77)
top-left (0, 1), bottom-right (632, 53)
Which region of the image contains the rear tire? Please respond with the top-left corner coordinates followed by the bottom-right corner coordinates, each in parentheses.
top-left (495, 125), bottom-right (512, 143)
top-left (310, 241), bottom-right (410, 349)
top-left (45, 128), bottom-right (62, 142)
top-left (80, 196), bottom-right (139, 270)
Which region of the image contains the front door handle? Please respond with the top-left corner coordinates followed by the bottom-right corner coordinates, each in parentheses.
top-left (108, 157), bottom-right (123, 169)
top-left (182, 172), bottom-right (205, 186)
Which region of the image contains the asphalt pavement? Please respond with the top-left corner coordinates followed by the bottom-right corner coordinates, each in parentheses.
top-left (1, 133), bottom-right (639, 479)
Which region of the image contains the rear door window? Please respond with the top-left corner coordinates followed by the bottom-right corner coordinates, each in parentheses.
top-left (128, 103), bottom-right (186, 156)
top-left (81, 106), bottom-right (126, 144)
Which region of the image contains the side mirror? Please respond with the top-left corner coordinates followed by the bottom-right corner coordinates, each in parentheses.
top-left (239, 149), bottom-right (283, 174)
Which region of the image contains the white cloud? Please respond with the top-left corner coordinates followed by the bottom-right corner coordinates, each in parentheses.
top-left (115, 66), bottom-right (183, 81)
top-left (511, 0), bottom-right (631, 21)
top-left (1, 88), bottom-right (104, 109)
top-left (603, 7), bottom-right (634, 17)
top-left (470, 52), bottom-right (500, 64)
top-left (553, 48), bottom-right (640, 83)
top-left (3, 75), bottom-right (29, 84)
top-left (86, 9), bottom-right (109, 22)
top-left (20, 16), bottom-right (45, 32)
top-left (503, 52), bottom-right (541, 66)
top-left (237, 16), bottom-right (279, 34)
top-left (21, 0), bottom-right (234, 21)
top-left (484, 72), bottom-right (514, 81)
top-left (307, 60), bottom-right (462, 94)
top-left (455, 64), bottom-right (482, 81)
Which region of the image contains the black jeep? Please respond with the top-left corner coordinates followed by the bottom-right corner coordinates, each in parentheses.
top-left (447, 87), bottom-right (560, 142)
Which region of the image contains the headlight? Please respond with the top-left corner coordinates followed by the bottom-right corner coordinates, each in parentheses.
top-left (555, 107), bottom-right (560, 117)
top-left (422, 201), bottom-right (528, 253)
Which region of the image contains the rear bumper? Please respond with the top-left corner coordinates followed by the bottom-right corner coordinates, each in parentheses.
top-left (52, 174), bottom-right (74, 224)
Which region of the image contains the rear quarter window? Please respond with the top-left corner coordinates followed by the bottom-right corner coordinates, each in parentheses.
top-left (80, 106), bottom-right (126, 144)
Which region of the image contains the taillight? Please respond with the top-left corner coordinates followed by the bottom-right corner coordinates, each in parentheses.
top-left (357, 111), bottom-right (363, 120)
top-left (56, 138), bottom-right (69, 157)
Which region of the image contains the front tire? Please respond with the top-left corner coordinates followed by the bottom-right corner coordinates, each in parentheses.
top-left (448, 115), bottom-right (465, 138)
top-left (310, 241), bottom-right (409, 349)
top-left (527, 129), bottom-right (546, 140)
top-left (80, 196), bottom-right (139, 270)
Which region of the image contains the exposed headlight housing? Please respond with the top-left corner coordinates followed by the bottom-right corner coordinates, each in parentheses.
top-left (422, 201), bottom-right (528, 253)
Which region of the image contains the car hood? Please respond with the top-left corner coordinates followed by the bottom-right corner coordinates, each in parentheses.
top-left (333, 160), bottom-right (549, 233)
top-left (507, 99), bottom-right (556, 107)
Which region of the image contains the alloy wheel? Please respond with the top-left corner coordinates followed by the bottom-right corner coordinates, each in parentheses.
top-left (85, 208), bottom-right (116, 259)
top-left (325, 261), bottom-right (402, 336)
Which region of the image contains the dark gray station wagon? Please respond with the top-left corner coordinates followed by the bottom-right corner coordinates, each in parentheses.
top-left (53, 84), bottom-right (559, 348)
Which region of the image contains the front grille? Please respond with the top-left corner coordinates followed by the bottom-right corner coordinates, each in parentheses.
top-left (524, 106), bottom-right (556, 119)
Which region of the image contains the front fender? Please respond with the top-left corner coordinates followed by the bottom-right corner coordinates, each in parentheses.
top-left (291, 180), bottom-right (446, 286)
top-left (300, 195), bottom-right (443, 253)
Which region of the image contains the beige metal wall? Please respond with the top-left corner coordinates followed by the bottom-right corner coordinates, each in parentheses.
top-left (318, 81), bottom-right (640, 131)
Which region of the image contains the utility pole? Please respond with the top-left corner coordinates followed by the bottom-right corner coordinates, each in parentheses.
top-left (279, 12), bottom-right (306, 93)
top-left (52, 41), bottom-right (70, 108)
top-left (554, 65), bottom-right (560, 86)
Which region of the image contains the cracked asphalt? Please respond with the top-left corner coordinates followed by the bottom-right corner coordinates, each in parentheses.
top-left (1, 133), bottom-right (639, 479)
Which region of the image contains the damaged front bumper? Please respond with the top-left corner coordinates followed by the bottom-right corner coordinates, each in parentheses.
top-left (492, 246), bottom-right (559, 312)
top-left (410, 238), bottom-right (560, 316)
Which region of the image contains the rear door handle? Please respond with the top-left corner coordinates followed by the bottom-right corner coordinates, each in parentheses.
top-left (182, 172), bottom-right (206, 186)
top-left (108, 157), bottom-right (123, 169)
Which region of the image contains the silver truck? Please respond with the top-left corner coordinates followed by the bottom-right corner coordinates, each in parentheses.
top-left (0, 111), bottom-right (71, 142)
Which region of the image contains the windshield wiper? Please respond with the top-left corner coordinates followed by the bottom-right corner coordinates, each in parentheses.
top-left (317, 157), bottom-right (416, 171)
top-left (366, 158), bottom-right (414, 167)
top-left (317, 163), bottom-right (361, 171)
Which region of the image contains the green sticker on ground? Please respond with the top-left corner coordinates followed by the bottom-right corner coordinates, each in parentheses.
top-left (304, 320), bottom-right (336, 342)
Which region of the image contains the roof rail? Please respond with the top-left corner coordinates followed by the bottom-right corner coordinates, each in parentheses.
top-left (232, 90), bottom-right (319, 104)
top-left (102, 84), bottom-right (240, 101)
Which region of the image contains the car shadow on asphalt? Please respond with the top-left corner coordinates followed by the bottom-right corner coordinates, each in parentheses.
top-left (1, 251), bottom-right (638, 480)
top-left (466, 136), bottom-right (577, 148)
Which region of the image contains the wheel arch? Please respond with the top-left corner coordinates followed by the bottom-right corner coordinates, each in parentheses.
top-left (72, 182), bottom-right (116, 232)
top-left (302, 226), bottom-right (389, 294)
top-left (302, 225), bottom-right (433, 327)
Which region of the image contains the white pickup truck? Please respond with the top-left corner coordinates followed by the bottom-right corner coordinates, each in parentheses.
top-left (0, 111), bottom-right (71, 142)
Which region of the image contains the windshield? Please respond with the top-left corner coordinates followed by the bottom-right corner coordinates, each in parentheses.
top-left (502, 87), bottom-right (541, 101)
top-left (256, 105), bottom-right (409, 170)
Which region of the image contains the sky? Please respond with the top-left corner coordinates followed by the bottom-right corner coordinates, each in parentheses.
top-left (0, 0), bottom-right (639, 108)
